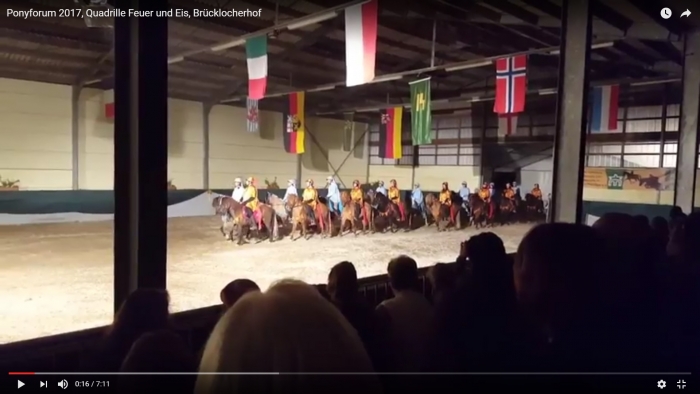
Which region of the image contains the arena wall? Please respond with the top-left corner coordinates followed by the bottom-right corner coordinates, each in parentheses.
top-left (0, 78), bottom-right (73, 190)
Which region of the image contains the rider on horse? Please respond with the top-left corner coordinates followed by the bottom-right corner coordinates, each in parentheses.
top-left (459, 181), bottom-right (471, 215)
top-left (302, 179), bottom-right (318, 225)
top-left (531, 183), bottom-right (543, 200)
top-left (376, 180), bottom-right (387, 196)
top-left (351, 180), bottom-right (367, 223)
top-left (439, 182), bottom-right (457, 223)
top-left (503, 183), bottom-right (516, 200)
top-left (478, 183), bottom-right (494, 219)
top-left (241, 177), bottom-right (262, 229)
top-left (387, 179), bottom-right (405, 221)
top-left (283, 179), bottom-right (297, 203)
top-left (232, 177), bottom-right (245, 202)
top-left (411, 183), bottom-right (428, 223)
top-left (326, 176), bottom-right (342, 215)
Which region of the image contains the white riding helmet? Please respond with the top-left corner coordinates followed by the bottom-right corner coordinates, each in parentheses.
top-left (288, 179), bottom-right (295, 185)
top-left (326, 176), bottom-right (334, 182)
top-left (234, 177), bottom-right (242, 184)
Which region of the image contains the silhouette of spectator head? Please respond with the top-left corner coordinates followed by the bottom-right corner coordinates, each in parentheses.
top-left (328, 261), bottom-right (358, 302)
top-left (220, 279), bottom-right (260, 309)
top-left (108, 289), bottom-right (170, 344)
top-left (197, 280), bottom-right (380, 393)
top-left (387, 255), bottom-right (419, 292)
top-left (121, 330), bottom-right (196, 372)
top-left (427, 263), bottom-right (455, 299)
top-left (670, 205), bottom-right (684, 219)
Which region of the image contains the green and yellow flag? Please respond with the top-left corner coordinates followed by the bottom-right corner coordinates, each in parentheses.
top-left (409, 77), bottom-right (432, 145)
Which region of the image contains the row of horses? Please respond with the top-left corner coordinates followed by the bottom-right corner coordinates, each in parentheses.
top-left (211, 190), bottom-right (545, 245)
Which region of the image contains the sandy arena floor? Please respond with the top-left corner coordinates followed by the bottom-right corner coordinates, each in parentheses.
top-left (0, 217), bottom-right (534, 343)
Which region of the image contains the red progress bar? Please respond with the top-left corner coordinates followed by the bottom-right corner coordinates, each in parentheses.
top-left (8, 372), bottom-right (35, 375)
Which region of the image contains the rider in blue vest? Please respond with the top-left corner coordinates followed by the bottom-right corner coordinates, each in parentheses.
top-left (376, 180), bottom-right (387, 196)
top-left (411, 183), bottom-right (428, 223)
top-left (326, 176), bottom-right (342, 214)
top-left (459, 181), bottom-right (471, 215)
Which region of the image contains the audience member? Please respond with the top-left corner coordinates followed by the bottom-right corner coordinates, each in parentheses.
top-left (426, 263), bottom-right (456, 305)
top-left (220, 279), bottom-right (260, 310)
top-left (119, 330), bottom-right (197, 392)
top-left (374, 255), bottom-right (433, 372)
top-left (197, 280), bottom-right (381, 394)
top-left (83, 289), bottom-right (170, 372)
top-left (327, 261), bottom-right (376, 361)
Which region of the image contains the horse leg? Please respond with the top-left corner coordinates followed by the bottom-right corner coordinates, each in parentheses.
top-left (303, 220), bottom-right (311, 240)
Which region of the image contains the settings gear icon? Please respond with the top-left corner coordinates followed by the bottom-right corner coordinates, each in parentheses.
top-left (658, 380), bottom-right (667, 389)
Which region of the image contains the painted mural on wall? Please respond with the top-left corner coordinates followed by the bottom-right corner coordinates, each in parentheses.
top-left (584, 168), bottom-right (675, 191)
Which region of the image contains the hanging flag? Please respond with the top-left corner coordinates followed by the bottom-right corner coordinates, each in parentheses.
top-left (283, 92), bottom-right (305, 154)
top-left (343, 112), bottom-right (355, 152)
top-left (409, 78), bottom-right (432, 145)
top-left (246, 98), bottom-right (259, 133)
top-left (591, 84), bottom-right (620, 133)
top-left (103, 89), bottom-right (114, 119)
top-left (494, 55), bottom-right (527, 114)
top-left (344, 0), bottom-right (378, 87)
top-left (498, 115), bottom-right (519, 137)
top-left (378, 107), bottom-right (403, 159)
top-left (245, 35), bottom-right (268, 100)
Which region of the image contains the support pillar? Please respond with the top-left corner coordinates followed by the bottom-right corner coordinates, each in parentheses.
top-left (113, 0), bottom-right (169, 312)
top-left (71, 85), bottom-right (81, 190)
top-left (550, 0), bottom-right (592, 224)
top-left (202, 104), bottom-right (211, 190)
top-left (674, 29), bottom-right (700, 213)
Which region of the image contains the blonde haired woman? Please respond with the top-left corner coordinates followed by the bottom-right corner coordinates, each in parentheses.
top-left (196, 279), bottom-right (382, 394)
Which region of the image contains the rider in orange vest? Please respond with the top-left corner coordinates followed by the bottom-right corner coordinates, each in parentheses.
top-left (439, 182), bottom-right (452, 205)
top-left (478, 183), bottom-right (494, 219)
top-left (387, 179), bottom-right (406, 221)
top-left (350, 180), bottom-right (367, 224)
top-left (531, 183), bottom-right (543, 199)
top-left (503, 183), bottom-right (516, 200)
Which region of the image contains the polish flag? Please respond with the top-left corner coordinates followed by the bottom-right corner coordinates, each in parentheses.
top-left (103, 89), bottom-right (114, 119)
top-left (344, 0), bottom-right (378, 87)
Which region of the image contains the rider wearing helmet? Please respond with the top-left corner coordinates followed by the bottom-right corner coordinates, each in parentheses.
top-left (302, 179), bottom-right (318, 225)
top-left (283, 179), bottom-right (297, 203)
top-left (387, 179), bottom-right (405, 221)
top-left (350, 180), bottom-right (367, 224)
top-left (376, 180), bottom-right (387, 196)
top-left (326, 176), bottom-right (342, 214)
top-left (241, 177), bottom-right (261, 229)
top-left (231, 177), bottom-right (245, 202)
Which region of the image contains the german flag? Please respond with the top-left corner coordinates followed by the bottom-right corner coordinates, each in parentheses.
top-left (283, 92), bottom-right (305, 154)
top-left (378, 106), bottom-right (402, 159)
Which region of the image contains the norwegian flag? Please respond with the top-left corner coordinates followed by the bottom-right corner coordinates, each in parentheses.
top-left (493, 55), bottom-right (527, 114)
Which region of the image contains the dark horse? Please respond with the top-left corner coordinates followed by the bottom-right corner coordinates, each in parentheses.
top-left (523, 193), bottom-right (545, 222)
top-left (212, 195), bottom-right (279, 245)
top-left (468, 193), bottom-right (489, 229)
top-left (623, 170), bottom-right (641, 183)
top-left (425, 192), bottom-right (462, 231)
top-left (367, 190), bottom-right (400, 233)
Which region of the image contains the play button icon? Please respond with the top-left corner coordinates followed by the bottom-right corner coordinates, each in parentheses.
top-left (18, 380), bottom-right (25, 389)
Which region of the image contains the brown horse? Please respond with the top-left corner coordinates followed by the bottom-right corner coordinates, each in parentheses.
top-left (468, 194), bottom-right (489, 229)
top-left (212, 196), bottom-right (279, 245)
top-left (286, 194), bottom-right (332, 238)
top-left (367, 190), bottom-right (400, 233)
top-left (499, 197), bottom-right (516, 225)
top-left (524, 193), bottom-right (545, 222)
top-left (425, 193), bottom-right (442, 230)
top-left (340, 192), bottom-right (371, 235)
top-left (425, 193), bottom-right (461, 231)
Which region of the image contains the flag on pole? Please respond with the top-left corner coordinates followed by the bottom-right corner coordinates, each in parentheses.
top-left (590, 84), bottom-right (620, 133)
top-left (494, 55), bottom-right (527, 114)
top-left (103, 89), bottom-right (114, 119)
top-left (343, 112), bottom-right (355, 152)
top-left (378, 107), bottom-right (403, 159)
top-left (246, 98), bottom-right (259, 133)
top-left (409, 78), bottom-right (432, 145)
top-left (498, 115), bottom-right (519, 137)
top-left (344, 0), bottom-right (378, 87)
top-left (283, 92), bottom-right (305, 154)
top-left (245, 35), bottom-right (268, 100)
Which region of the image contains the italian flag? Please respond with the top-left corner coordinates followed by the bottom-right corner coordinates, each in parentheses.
top-left (344, 0), bottom-right (378, 87)
top-left (246, 35), bottom-right (268, 100)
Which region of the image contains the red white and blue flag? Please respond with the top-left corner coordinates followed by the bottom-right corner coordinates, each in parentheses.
top-left (590, 84), bottom-right (619, 133)
top-left (494, 55), bottom-right (527, 115)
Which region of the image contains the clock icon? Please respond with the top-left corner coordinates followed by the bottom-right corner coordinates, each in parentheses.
top-left (660, 8), bottom-right (672, 19)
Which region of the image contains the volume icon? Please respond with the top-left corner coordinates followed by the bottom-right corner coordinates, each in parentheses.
top-left (58, 379), bottom-right (68, 389)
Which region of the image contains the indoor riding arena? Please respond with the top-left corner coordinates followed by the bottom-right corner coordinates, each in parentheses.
top-left (2, 0), bottom-right (700, 347)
